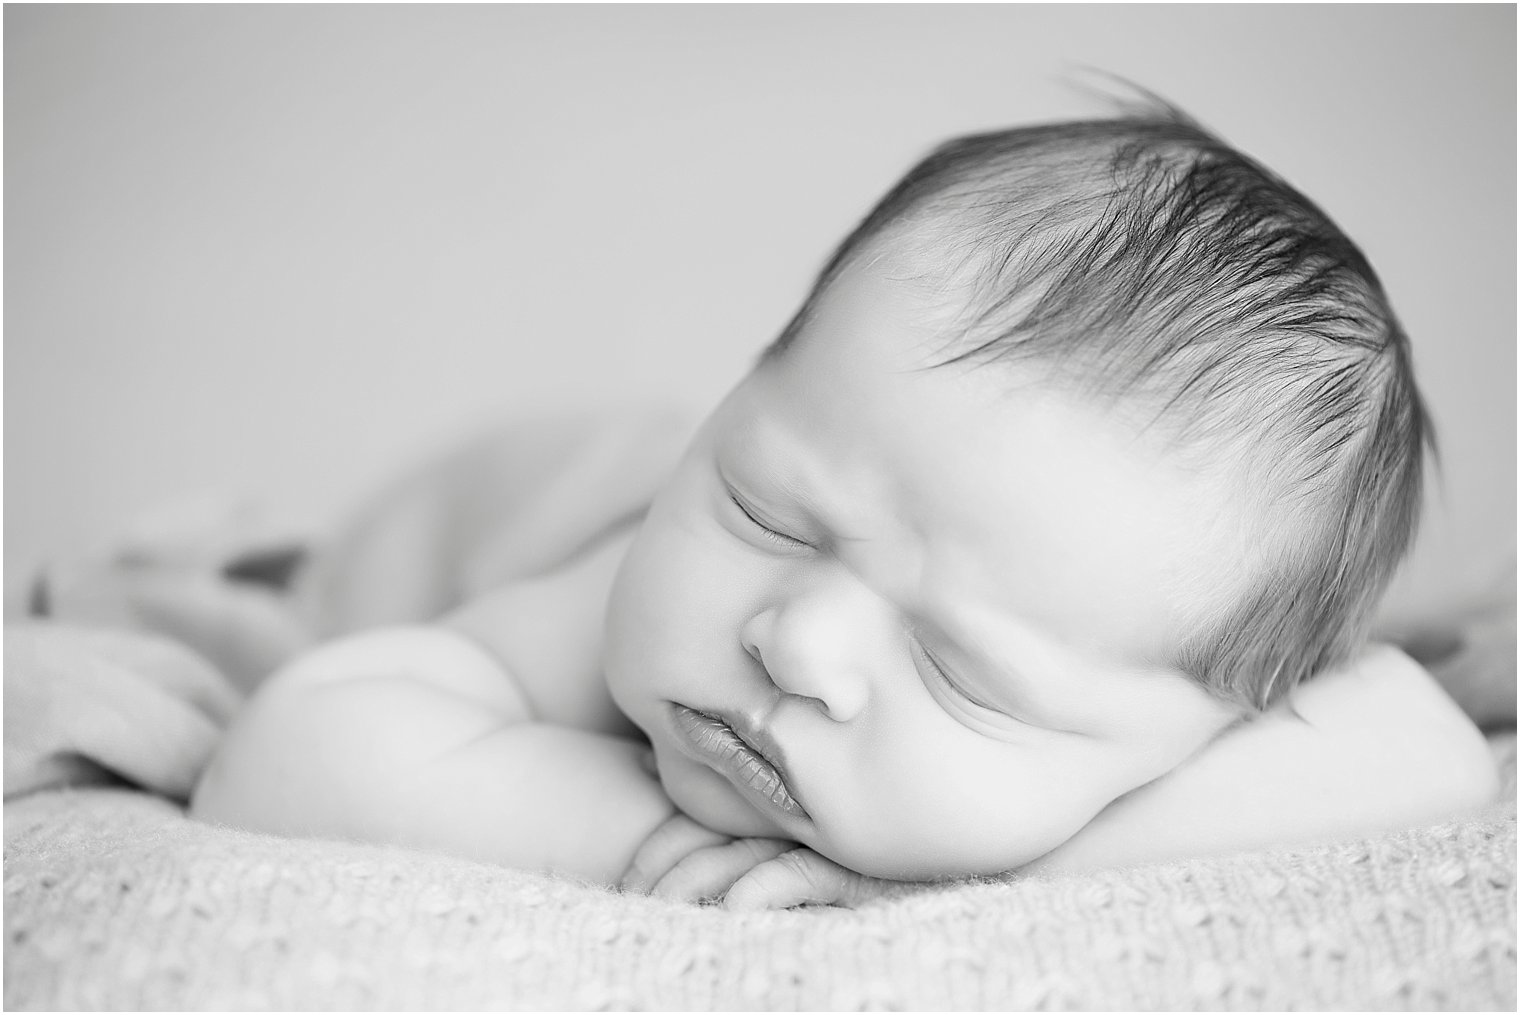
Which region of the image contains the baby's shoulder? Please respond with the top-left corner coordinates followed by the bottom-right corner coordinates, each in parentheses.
top-left (442, 522), bottom-right (641, 736)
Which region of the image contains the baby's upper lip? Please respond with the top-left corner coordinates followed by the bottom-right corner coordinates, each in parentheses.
top-left (724, 708), bottom-right (793, 781)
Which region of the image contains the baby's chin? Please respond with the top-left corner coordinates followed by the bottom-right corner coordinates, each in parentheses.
top-left (792, 788), bottom-right (1117, 882)
top-left (815, 833), bottom-right (1056, 883)
top-left (654, 750), bottom-right (795, 840)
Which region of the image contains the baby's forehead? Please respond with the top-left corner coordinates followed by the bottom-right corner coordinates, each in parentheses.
top-left (786, 235), bottom-right (1302, 506)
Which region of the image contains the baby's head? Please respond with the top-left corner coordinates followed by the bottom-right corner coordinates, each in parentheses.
top-left (603, 109), bottom-right (1429, 880)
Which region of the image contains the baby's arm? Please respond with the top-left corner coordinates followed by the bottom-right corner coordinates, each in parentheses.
top-left (1024, 643), bottom-right (1498, 875)
top-left (191, 527), bottom-right (674, 884)
top-left (190, 626), bottom-right (675, 883)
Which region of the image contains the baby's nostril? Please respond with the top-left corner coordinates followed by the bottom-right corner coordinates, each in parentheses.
top-left (797, 694), bottom-right (831, 717)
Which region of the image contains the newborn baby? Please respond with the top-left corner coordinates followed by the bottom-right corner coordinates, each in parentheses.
top-left (190, 109), bottom-right (1497, 908)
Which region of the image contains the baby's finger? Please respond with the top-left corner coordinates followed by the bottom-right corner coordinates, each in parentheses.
top-left (723, 848), bottom-right (881, 912)
top-left (619, 813), bottom-right (730, 893)
top-left (649, 837), bottom-right (796, 903)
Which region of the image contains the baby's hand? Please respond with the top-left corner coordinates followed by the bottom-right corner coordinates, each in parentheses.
top-left (619, 813), bottom-right (793, 901)
top-left (619, 813), bottom-right (898, 910)
top-left (720, 845), bottom-right (902, 911)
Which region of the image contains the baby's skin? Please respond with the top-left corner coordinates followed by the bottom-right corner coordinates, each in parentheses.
top-left (192, 258), bottom-right (1498, 909)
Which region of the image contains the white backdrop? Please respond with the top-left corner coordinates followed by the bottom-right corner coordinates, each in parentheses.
top-left (6, 5), bottom-right (1515, 622)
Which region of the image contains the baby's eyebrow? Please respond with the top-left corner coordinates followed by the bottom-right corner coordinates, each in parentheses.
top-left (720, 458), bottom-right (821, 526)
top-left (721, 430), bottom-right (859, 538)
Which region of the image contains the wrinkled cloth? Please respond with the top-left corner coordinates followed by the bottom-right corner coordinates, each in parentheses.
top-left (4, 624), bottom-right (241, 802)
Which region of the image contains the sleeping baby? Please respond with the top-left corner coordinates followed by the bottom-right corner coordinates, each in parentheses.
top-left (187, 107), bottom-right (1498, 909)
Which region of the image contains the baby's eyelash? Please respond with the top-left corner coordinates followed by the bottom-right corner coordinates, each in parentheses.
top-left (912, 638), bottom-right (1002, 714)
top-left (729, 492), bottom-right (809, 548)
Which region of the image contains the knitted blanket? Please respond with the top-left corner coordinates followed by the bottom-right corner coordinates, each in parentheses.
top-left (7, 412), bottom-right (1516, 1009)
top-left (4, 742), bottom-right (1514, 1011)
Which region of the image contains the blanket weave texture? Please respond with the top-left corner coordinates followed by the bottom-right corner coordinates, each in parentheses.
top-left (4, 738), bottom-right (1514, 1011)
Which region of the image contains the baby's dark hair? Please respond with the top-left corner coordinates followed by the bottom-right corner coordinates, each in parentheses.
top-left (768, 107), bottom-right (1431, 710)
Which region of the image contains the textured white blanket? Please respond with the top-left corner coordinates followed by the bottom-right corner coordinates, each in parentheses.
top-left (4, 744), bottom-right (1513, 1010)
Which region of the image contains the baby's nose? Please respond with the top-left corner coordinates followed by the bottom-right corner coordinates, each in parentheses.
top-left (739, 602), bottom-right (870, 723)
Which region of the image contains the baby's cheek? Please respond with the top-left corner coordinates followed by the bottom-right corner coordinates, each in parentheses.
top-left (813, 744), bottom-right (1125, 880)
top-left (600, 564), bottom-right (659, 705)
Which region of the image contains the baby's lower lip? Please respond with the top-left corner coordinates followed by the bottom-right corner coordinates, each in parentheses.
top-left (668, 705), bottom-right (808, 820)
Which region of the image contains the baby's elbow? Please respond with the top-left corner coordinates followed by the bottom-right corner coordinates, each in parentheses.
top-left (188, 688), bottom-right (308, 834)
top-left (188, 668), bottom-right (391, 838)
top-left (1351, 645), bottom-right (1502, 823)
top-left (191, 634), bottom-right (515, 840)
top-left (1432, 710), bottom-right (1502, 818)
